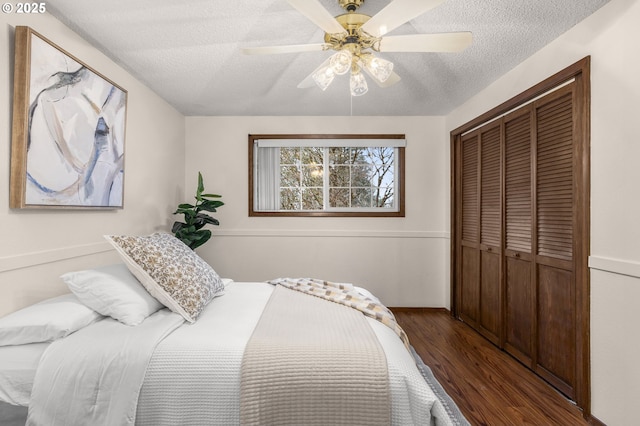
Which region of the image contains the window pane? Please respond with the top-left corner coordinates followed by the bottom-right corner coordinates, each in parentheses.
top-left (351, 164), bottom-right (372, 186)
top-left (329, 165), bottom-right (350, 187)
top-left (302, 188), bottom-right (323, 210)
top-left (280, 147), bottom-right (300, 164)
top-left (372, 168), bottom-right (394, 188)
top-left (280, 187), bottom-right (301, 210)
top-left (350, 148), bottom-right (369, 165)
top-left (328, 147), bottom-right (395, 209)
top-left (374, 187), bottom-right (394, 208)
top-left (301, 147), bottom-right (323, 163)
top-left (368, 147), bottom-right (393, 164)
top-left (351, 187), bottom-right (372, 208)
top-left (329, 188), bottom-right (350, 208)
top-left (329, 147), bottom-right (350, 164)
top-left (302, 165), bottom-right (323, 186)
top-left (280, 165), bottom-right (300, 187)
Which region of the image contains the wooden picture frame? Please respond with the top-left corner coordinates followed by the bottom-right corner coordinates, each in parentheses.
top-left (10, 26), bottom-right (128, 209)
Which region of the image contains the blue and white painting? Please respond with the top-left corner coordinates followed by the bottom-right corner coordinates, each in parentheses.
top-left (25, 33), bottom-right (127, 207)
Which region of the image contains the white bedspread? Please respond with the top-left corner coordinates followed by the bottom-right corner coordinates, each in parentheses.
top-left (137, 282), bottom-right (443, 425)
top-left (136, 282), bottom-right (273, 425)
top-left (26, 310), bottom-right (184, 426)
top-left (0, 343), bottom-right (48, 406)
top-left (23, 281), bottom-right (451, 425)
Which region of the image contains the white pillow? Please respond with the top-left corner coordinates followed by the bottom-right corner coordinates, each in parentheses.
top-left (0, 294), bottom-right (102, 346)
top-left (62, 264), bottom-right (164, 326)
top-left (104, 232), bottom-right (225, 323)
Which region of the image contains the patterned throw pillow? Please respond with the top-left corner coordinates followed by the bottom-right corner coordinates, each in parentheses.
top-left (104, 232), bottom-right (224, 322)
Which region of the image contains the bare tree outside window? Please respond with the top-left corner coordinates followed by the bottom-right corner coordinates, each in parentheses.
top-left (279, 147), bottom-right (324, 210)
top-left (326, 147), bottom-right (395, 208)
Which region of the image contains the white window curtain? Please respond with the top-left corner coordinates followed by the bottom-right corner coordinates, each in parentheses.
top-left (255, 146), bottom-right (280, 210)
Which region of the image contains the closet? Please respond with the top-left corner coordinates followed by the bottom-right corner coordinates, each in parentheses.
top-left (450, 58), bottom-right (590, 413)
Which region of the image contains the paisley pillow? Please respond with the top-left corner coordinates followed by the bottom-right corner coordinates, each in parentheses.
top-left (104, 233), bottom-right (224, 322)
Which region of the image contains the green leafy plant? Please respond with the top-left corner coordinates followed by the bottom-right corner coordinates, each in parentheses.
top-left (172, 172), bottom-right (224, 250)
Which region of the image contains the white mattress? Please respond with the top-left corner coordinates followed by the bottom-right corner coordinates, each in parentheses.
top-left (0, 342), bottom-right (49, 406)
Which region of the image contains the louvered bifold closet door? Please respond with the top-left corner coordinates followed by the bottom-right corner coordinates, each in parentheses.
top-left (534, 84), bottom-right (576, 399)
top-left (478, 123), bottom-right (502, 344)
top-left (454, 60), bottom-right (589, 409)
top-left (459, 132), bottom-right (480, 326)
top-left (504, 106), bottom-right (534, 364)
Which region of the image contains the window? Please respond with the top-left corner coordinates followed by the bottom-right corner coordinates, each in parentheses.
top-left (249, 134), bottom-right (405, 217)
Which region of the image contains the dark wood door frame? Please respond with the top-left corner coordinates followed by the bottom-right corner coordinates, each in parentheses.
top-left (449, 57), bottom-right (591, 417)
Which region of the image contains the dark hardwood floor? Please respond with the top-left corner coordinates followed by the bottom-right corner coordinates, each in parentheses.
top-left (391, 308), bottom-right (590, 426)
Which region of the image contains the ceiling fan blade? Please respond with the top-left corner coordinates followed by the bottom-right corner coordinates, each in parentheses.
top-left (379, 32), bottom-right (473, 53)
top-left (360, 0), bottom-right (445, 37)
top-left (242, 43), bottom-right (329, 55)
top-left (362, 67), bottom-right (402, 88)
top-left (297, 57), bottom-right (332, 89)
top-left (286, 0), bottom-right (347, 35)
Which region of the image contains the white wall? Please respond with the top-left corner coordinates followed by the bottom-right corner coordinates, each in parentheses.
top-left (185, 116), bottom-right (451, 308)
top-left (447, 0), bottom-right (640, 424)
top-left (0, 12), bottom-right (186, 316)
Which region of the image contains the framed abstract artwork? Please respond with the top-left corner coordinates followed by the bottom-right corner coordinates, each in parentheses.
top-left (10, 26), bottom-right (128, 209)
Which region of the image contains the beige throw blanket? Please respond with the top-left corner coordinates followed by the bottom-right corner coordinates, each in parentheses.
top-left (240, 285), bottom-right (391, 426)
top-left (269, 277), bottom-right (411, 349)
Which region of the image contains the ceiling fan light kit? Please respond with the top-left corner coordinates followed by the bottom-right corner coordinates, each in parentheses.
top-left (242, 0), bottom-right (472, 97)
top-left (319, 9), bottom-right (387, 96)
top-left (360, 53), bottom-right (394, 83)
top-left (349, 64), bottom-right (369, 96)
top-left (312, 63), bottom-right (336, 91)
top-left (329, 50), bottom-right (353, 75)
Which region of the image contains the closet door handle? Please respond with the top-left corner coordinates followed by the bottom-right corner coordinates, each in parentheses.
top-left (515, 252), bottom-right (521, 258)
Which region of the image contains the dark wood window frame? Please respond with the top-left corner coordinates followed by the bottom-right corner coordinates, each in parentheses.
top-left (450, 57), bottom-right (591, 417)
top-left (249, 134), bottom-right (405, 217)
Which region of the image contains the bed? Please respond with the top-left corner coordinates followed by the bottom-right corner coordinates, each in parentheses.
top-left (0, 233), bottom-right (468, 425)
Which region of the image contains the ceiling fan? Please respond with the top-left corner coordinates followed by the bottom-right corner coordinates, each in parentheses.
top-left (242, 0), bottom-right (472, 96)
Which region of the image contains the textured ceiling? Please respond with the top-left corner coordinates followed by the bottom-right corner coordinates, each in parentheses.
top-left (45, 0), bottom-right (609, 116)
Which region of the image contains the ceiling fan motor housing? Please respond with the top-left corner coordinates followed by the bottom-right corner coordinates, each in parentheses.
top-left (324, 12), bottom-right (378, 53)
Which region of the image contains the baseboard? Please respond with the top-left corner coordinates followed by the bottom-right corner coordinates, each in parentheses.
top-left (215, 229), bottom-right (450, 239)
top-left (588, 413), bottom-right (607, 426)
top-left (389, 307), bottom-right (451, 313)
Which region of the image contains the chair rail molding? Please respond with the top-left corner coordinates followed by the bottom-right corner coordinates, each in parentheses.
top-left (0, 242), bottom-right (113, 273)
top-left (589, 255), bottom-right (640, 279)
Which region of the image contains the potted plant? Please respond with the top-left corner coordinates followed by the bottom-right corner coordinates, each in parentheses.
top-left (172, 172), bottom-right (224, 250)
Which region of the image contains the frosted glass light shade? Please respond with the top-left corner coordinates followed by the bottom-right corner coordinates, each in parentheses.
top-left (312, 65), bottom-right (335, 91)
top-left (350, 67), bottom-right (368, 96)
top-left (363, 55), bottom-right (394, 83)
top-left (329, 50), bottom-right (352, 75)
